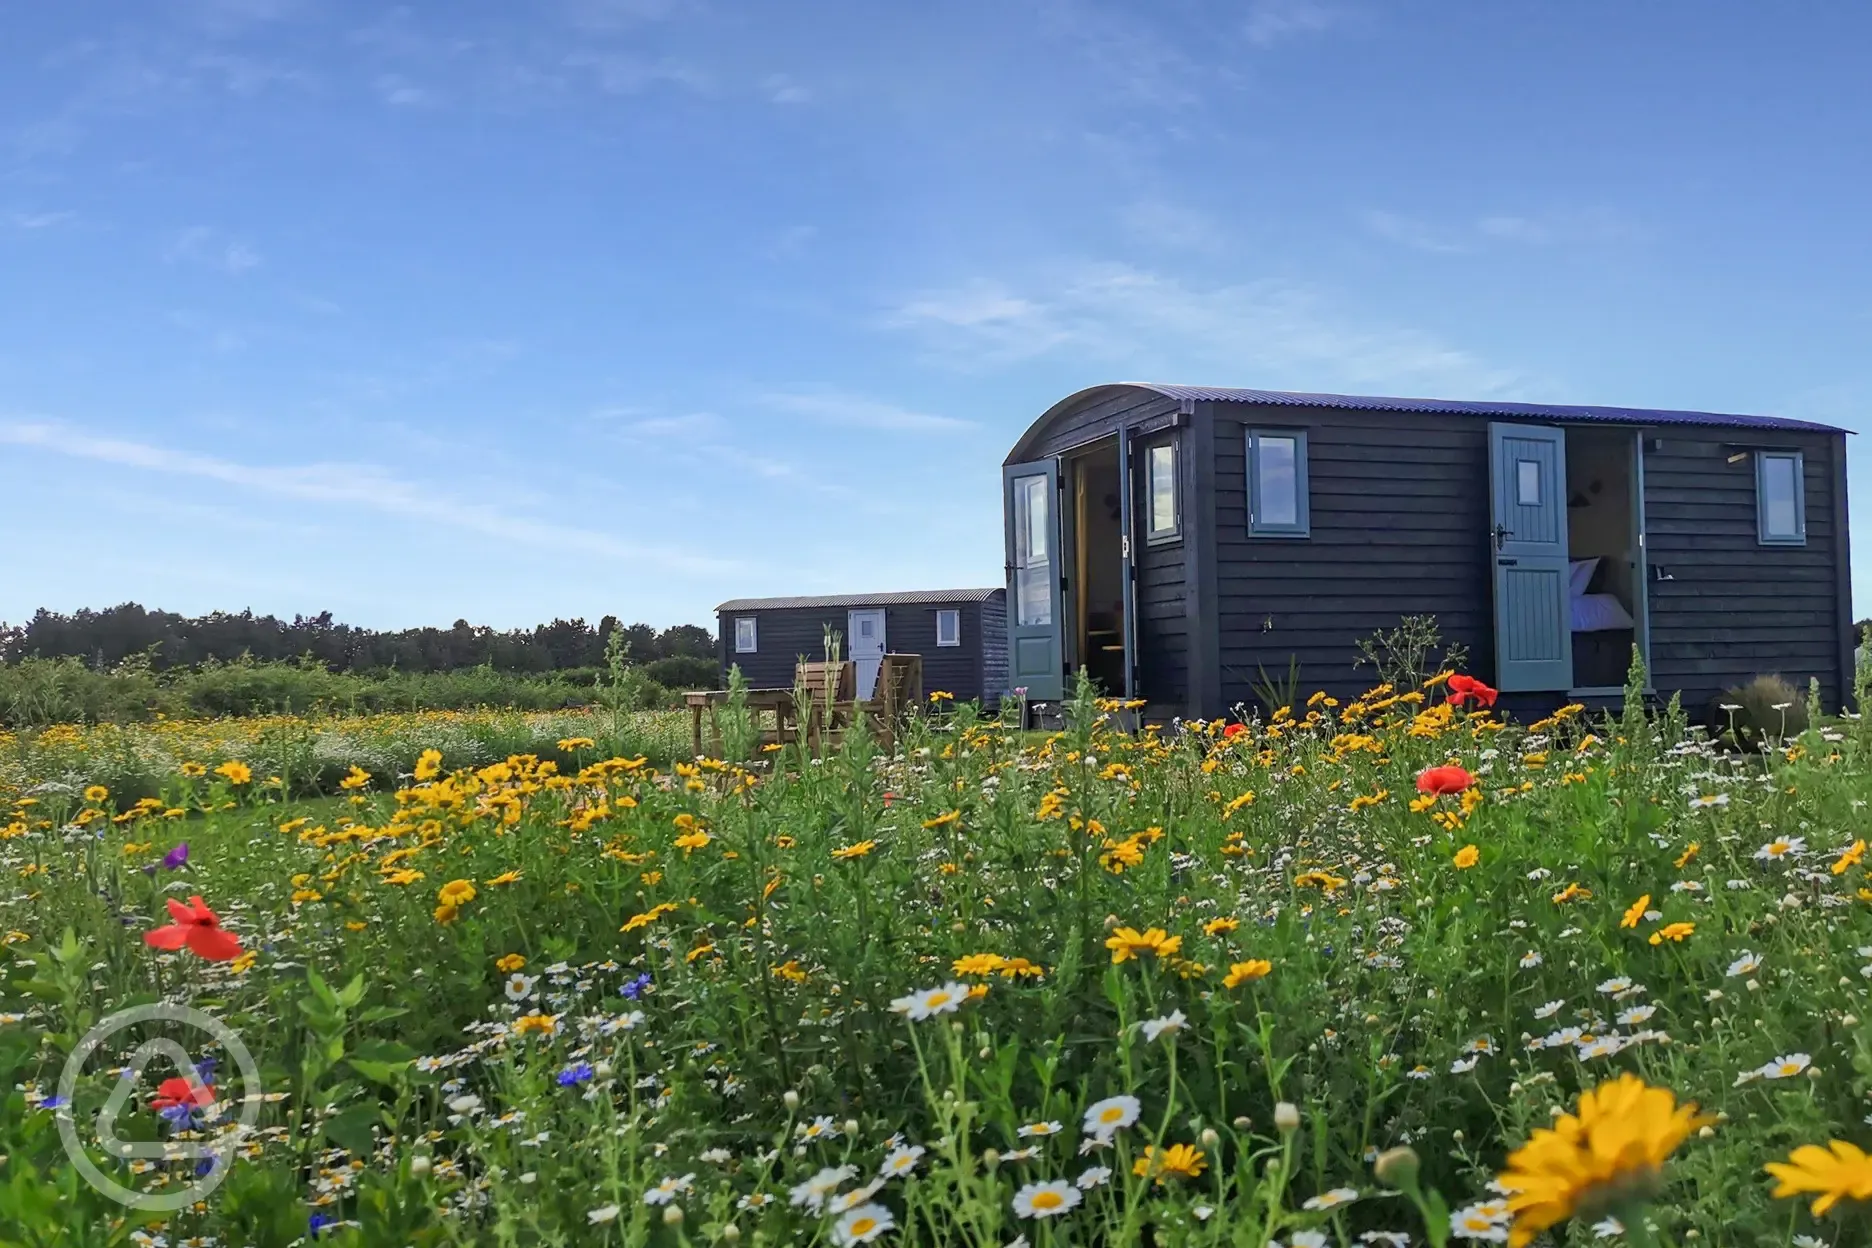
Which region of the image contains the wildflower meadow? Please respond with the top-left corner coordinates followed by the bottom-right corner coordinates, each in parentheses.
top-left (4, 662), bottom-right (1872, 1247)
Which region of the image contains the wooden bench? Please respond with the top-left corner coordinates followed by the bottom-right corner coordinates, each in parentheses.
top-left (686, 654), bottom-right (927, 758)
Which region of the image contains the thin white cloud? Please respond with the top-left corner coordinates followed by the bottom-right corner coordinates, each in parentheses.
top-left (562, 0), bottom-right (691, 31)
top-left (165, 226), bottom-right (261, 273)
top-left (1362, 209), bottom-right (1470, 254)
top-left (5, 211), bottom-right (74, 230)
top-left (762, 73), bottom-right (810, 104)
top-left (607, 410), bottom-right (729, 440)
top-left (887, 262), bottom-right (1522, 395)
top-left (1121, 199), bottom-right (1227, 252)
top-left (0, 419), bottom-right (736, 576)
top-left (1366, 208), bottom-right (1638, 252)
top-left (1243, 0), bottom-right (1344, 46)
top-left (376, 74), bottom-right (435, 107)
top-left (564, 51), bottom-right (709, 95)
top-left (763, 390), bottom-right (976, 434)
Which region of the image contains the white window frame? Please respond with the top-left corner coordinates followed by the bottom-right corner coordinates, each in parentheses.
top-left (1755, 450), bottom-right (1807, 546)
top-left (935, 608), bottom-right (961, 647)
top-left (1145, 439), bottom-right (1180, 543)
top-left (734, 616), bottom-right (758, 653)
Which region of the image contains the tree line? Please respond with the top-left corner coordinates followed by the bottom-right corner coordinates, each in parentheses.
top-left (0, 604), bottom-right (716, 676)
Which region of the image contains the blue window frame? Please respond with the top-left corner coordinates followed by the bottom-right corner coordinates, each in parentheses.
top-left (1247, 429), bottom-right (1309, 537)
top-left (1755, 450), bottom-right (1806, 545)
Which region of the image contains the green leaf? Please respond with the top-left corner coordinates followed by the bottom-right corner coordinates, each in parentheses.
top-left (322, 1104), bottom-right (380, 1158)
top-left (336, 973), bottom-right (367, 1009)
top-left (347, 1059), bottom-right (409, 1087)
top-left (356, 1005), bottom-right (408, 1024)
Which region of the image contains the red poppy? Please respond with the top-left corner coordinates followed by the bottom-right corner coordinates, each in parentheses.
top-left (1416, 764), bottom-right (1476, 796)
top-left (150, 1076), bottom-right (215, 1113)
top-left (1446, 674), bottom-right (1499, 708)
top-left (143, 895), bottom-right (243, 962)
top-left (1222, 723), bottom-right (1248, 740)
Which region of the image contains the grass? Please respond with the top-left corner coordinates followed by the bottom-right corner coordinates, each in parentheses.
top-left (2, 671), bottom-right (1870, 1246)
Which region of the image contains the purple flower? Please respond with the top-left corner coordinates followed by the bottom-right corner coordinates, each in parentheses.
top-left (160, 842), bottom-right (189, 870)
top-left (620, 972), bottom-right (652, 1000)
top-left (556, 1062), bottom-right (595, 1086)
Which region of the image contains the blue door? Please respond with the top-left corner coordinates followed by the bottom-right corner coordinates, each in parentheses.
top-left (1489, 422), bottom-right (1573, 692)
top-left (1004, 459), bottom-right (1065, 702)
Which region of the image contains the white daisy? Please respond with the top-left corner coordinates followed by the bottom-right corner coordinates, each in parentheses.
top-left (503, 973), bottom-right (536, 1002)
top-left (1303, 1187), bottom-right (1360, 1211)
top-left (833, 1203), bottom-right (895, 1245)
top-left (587, 1204), bottom-right (621, 1225)
top-left (879, 1145), bottom-right (925, 1178)
top-left (643, 1173), bottom-right (694, 1206)
top-left (1141, 1010), bottom-right (1187, 1043)
top-left (1754, 836), bottom-right (1805, 861)
top-left (1017, 1121), bottom-right (1064, 1138)
top-left (1759, 1052), bottom-right (1812, 1080)
top-left (889, 982), bottom-right (971, 1020)
top-left (1726, 952), bottom-right (1763, 977)
top-left (1081, 1094), bottom-right (1141, 1139)
top-left (1533, 1000), bottom-right (1565, 1020)
top-left (1076, 1165), bottom-right (1112, 1189)
top-left (1011, 1180), bottom-right (1083, 1219)
top-left (789, 1165), bottom-right (858, 1212)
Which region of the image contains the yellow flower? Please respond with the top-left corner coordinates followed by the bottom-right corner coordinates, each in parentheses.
top-left (1104, 926), bottom-right (1181, 964)
top-left (1765, 1139), bottom-right (1872, 1215)
top-left (413, 749), bottom-right (443, 782)
top-left (928, 691), bottom-right (954, 703)
top-left (556, 737), bottom-right (595, 751)
top-left (1496, 1074), bottom-right (1712, 1248)
top-left (1551, 882), bottom-right (1592, 905)
top-left (433, 902), bottom-right (460, 925)
top-left (831, 840), bottom-right (877, 860)
top-left (1132, 1142), bottom-right (1206, 1183)
top-left (214, 760), bottom-right (252, 786)
top-left (83, 785), bottom-right (110, 804)
top-left (437, 878), bottom-right (477, 908)
top-left (1452, 844), bottom-right (1480, 869)
top-left (1203, 916), bottom-right (1240, 937)
top-left (1620, 895), bottom-right (1650, 929)
top-left (1673, 841), bottom-right (1699, 869)
top-left (1348, 789), bottom-right (1389, 812)
top-left (1648, 921), bottom-right (1694, 945)
top-left (496, 953), bottom-right (527, 973)
top-left (772, 959), bottom-right (807, 983)
top-left (338, 765), bottom-right (371, 791)
top-left (685, 942), bottom-right (715, 963)
top-left (180, 761), bottom-right (207, 778)
top-left (485, 870), bottom-right (522, 887)
top-left (1223, 959), bottom-right (1272, 988)
top-left (674, 830), bottom-right (712, 854)
top-left (622, 902), bottom-right (680, 933)
top-left (1833, 840), bottom-right (1868, 876)
top-left (954, 953), bottom-right (1008, 976)
top-left (922, 810), bottom-right (961, 829)
top-left (1294, 869), bottom-right (1348, 892)
top-left (511, 1013), bottom-right (557, 1037)
top-left (290, 888), bottom-right (322, 904)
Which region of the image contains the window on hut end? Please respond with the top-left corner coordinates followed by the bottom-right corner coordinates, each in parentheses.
top-left (1756, 450), bottom-right (1806, 545)
top-left (734, 616), bottom-right (758, 653)
top-left (1248, 429), bottom-right (1310, 537)
top-left (1146, 441), bottom-right (1179, 541)
top-left (935, 608), bottom-right (961, 647)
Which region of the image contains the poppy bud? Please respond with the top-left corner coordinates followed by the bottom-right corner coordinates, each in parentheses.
top-left (782, 1090), bottom-right (800, 1112)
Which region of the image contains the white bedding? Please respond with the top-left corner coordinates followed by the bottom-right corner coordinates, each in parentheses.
top-left (1572, 591), bottom-right (1635, 633)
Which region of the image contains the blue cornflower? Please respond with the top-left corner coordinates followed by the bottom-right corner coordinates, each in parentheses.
top-left (556, 1062), bottom-right (596, 1087)
top-left (620, 973), bottom-right (652, 1000)
top-left (309, 1212), bottom-right (336, 1238)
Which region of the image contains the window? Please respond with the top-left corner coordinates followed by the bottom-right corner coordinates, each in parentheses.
top-left (1515, 458), bottom-right (1541, 506)
top-left (1248, 429), bottom-right (1309, 537)
top-left (1756, 450), bottom-right (1806, 545)
top-left (734, 616), bottom-right (758, 653)
top-left (1145, 441), bottom-right (1179, 541)
top-left (935, 608), bottom-right (961, 647)
top-left (1012, 472), bottom-right (1052, 626)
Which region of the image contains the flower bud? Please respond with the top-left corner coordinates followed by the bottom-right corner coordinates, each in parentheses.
top-left (982, 1148), bottom-right (1001, 1169)
top-left (1273, 1102), bottom-right (1300, 1135)
top-left (410, 1155), bottom-right (432, 1176)
top-left (722, 1224), bottom-right (741, 1243)
top-left (1373, 1146), bottom-right (1420, 1187)
top-left (1231, 1116), bottom-right (1251, 1130)
top-left (842, 1119), bottom-right (859, 1137)
top-left (1452, 1129), bottom-right (1464, 1143)
top-left (1200, 1128), bottom-right (1220, 1148)
top-left (663, 1204), bottom-right (684, 1226)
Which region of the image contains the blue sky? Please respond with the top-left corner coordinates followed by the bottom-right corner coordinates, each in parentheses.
top-left (4, 0), bottom-right (1869, 630)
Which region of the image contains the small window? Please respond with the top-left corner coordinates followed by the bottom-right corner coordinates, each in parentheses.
top-left (1756, 451), bottom-right (1806, 545)
top-left (734, 616), bottom-right (758, 653)
top-left (1515, 459), bottom-right (1541, 506)
top-left (935, 609), bottom-right (961, 647)
top-left (1248, 429), bottom-right (1310, 537)
top-left (1145, 441), bottom-right (1179, 541)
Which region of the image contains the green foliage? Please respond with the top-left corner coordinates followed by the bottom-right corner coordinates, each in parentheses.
top-left (1710, 673), bottom-right (1811, 748)
top-left (1352, 613), bottom-right (1470, 693)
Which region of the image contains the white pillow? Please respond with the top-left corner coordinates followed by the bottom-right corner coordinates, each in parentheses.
top-left (1568, 557), bottom-right (1600, 598)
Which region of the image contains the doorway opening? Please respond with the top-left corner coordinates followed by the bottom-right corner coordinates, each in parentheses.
top-left (1564, 429), bottom-right (1648, 690)
top-left (1067, 440), bottom-right (1129, 698)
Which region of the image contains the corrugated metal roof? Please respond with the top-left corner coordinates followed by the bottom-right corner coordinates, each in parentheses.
top-left (1126, 383), bottom-right (1847, 433)
top-left (717, 588), bottom-right (1003, 613)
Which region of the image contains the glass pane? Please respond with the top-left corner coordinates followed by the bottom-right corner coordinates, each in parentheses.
top-left (1148, 443), bottom-right (1176, 534)
top-left (937, 610), bottom-right (959, 644)
top-left (1013, 474), bottom-right (1052, 626)
top-left (736, 619), bottom-right (755, 651)
top-left (1257, 436), bottom-right (1298, 527)
top-left (1764, 455), bottom-right (1799, 536)
top-left (1516, 459), bottom-right (1541, 506)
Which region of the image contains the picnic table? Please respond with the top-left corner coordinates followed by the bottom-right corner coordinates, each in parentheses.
top-left (684, 687), bottom-right (796, 759)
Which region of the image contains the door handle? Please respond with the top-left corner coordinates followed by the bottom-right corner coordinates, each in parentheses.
top-left (1492, 523), bottom-right (1513, 551)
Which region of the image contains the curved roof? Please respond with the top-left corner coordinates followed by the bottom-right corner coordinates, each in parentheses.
top-left (1006, 382), bottom-right (1847, 463)
top-left (717, 588), bottom-right (1002, 613)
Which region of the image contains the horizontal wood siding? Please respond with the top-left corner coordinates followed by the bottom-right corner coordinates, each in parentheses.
top-left (1643, 429), bottom-right (1847, 711)
top-left (1137, 524), bottom-right (1189, 708)
top-left (1024, 392), bottom-right (1183, 460)
top-left (1212, 406), bottom-right (1492, 711)
top-left (716, 599), bottom-right (1000, 703)
top-left (980, 593), bottom-right (1008, 706)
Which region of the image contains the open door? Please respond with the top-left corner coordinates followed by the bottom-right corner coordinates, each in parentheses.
top-left (1489, 422), bottom-right (1573, 692)
top-left (1115, 425), bottom-right (1138, 702)
top-left (1004, 458), bottom-right (1065, 702)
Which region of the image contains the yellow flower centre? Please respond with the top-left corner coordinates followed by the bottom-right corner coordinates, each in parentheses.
top-left (1031, 1191), bottom-right (1064, 1210)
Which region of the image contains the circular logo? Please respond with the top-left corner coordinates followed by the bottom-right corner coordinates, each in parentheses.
top-left (56, 1003), bottom-right (262, 1211)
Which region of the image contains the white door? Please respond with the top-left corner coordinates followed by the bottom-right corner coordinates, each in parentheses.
top-left (848, 609), bottom-right (886, 699)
